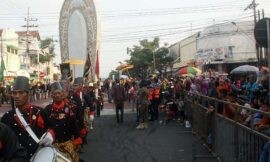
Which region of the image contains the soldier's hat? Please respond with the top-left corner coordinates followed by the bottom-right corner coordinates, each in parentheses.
top-left (51, 82), bottom-right (63, 92)
top-left (13, 76), bottom-right (30, 92)
top-left (74, 77), bottom-right (84, 85)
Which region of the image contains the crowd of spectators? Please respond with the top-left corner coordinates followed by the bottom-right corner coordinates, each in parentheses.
top-left (176, 72), bottom-right (270, 136)
top-left (0, 81), bottom-right (52, 107)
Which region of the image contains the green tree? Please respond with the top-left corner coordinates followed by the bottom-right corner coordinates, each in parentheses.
top-left (108, 70), bottom-right (120, 79)
top-left (127, 37), bottom-right (172, 78)
top-left (32, 38), bottom-right (56, 64)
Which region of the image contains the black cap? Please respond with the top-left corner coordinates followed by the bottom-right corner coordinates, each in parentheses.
top-left (74, 77), bottom-right (84, 85)
top-left (51, 82), bottom-right (63, 92)
top-left (13, 76), bottom-right (30, 92)
top-left (60, 81), bottom-right (67, 91)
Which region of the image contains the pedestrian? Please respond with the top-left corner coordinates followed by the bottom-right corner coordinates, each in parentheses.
top-left (0, 122), bottom-right (28, 162)
top-left (112, 79), bottom-right (125, 123)
top-left (1, 76), bottom-right (52, 159)
top-left (136, 80), bottom-right (149, 129)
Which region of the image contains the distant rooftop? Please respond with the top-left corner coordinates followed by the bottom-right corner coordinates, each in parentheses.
top-left (16, 31), bottom-right (41, 41)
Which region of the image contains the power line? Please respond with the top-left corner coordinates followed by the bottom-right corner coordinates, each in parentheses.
top-left (102, 15), bottom-right (254, 42)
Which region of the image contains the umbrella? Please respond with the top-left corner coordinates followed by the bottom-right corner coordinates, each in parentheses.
top-left (116, 64), bottom-right (133, 71)
top-left (64, 59), bottom-right (85, 65)
top-left (177, 66), bottom-right (202, 75)
top-left (120, 75), bottom-right (128, 79)
top-left (16, 69), bottom-right (30, 78)
top-left (230, 65), bottom-right (259, 74)
top-left (182, 73), bottom-right (195, 78)
top-left (121, 65), bottom-right (134, 71)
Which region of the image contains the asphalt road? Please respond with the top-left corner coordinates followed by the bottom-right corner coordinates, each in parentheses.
top-left (80, 113), bottom-right (219, 162)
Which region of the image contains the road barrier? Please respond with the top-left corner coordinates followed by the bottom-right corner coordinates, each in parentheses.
top-left (184, 91), bottom-right (270, 162)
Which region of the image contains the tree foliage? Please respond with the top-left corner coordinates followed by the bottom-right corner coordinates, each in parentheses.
top-left (38, 38), bottom-right (56, 64)
top-left (126, 37), bottom-right (173, 78)
top-left (109, 70), bottom-right (120, 79)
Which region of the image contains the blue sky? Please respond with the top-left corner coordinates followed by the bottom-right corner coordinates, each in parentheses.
top-left (0, 0), bottom-right (269, 78)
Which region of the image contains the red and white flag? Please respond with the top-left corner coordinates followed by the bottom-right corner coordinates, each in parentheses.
top-left (95, 50), bottom-right (100, 78)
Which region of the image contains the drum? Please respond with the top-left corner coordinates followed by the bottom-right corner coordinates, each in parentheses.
top-left (31, 146), bottom-right (72, 162)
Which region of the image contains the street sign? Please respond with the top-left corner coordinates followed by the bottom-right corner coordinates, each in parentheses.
top-left (39, 72), bottom-right (45, 77)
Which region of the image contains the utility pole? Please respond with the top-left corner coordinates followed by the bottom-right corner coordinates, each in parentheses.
top-left (245, 0), bottom-right (259, 68)
top-left (153, 49), bottom-right (156, 72)
top-left (21, 7), bottom-right (38, 78)
top-left (267, 19), bottom-right (270, 104)
top-left (1, 37), bottom-right (2, 62)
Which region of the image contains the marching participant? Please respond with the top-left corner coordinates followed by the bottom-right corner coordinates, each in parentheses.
top-left (70, 78), bottom-right (88, 148)
top-left (0, 122), bottom-right (28, 162)
top-left (96, 81), bottom-right (104, 117)
top-left (84, 82), bottom-right (96, 129)
top-left (42, 82), bottom-right (82, 162)
top-left (1, 76), bottom-right (53, 159)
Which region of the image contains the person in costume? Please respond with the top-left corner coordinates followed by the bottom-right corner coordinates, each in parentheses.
top-left (96, 81), bottom-right (104, 117)
top-left (69, 77), bottom-right (88, 150)
top-left (1, 76), bottom-right (53, 159)
top-left (112, 79), bottom-right (126, 123)
top-left (42, 82), bottom-right (82, 162)
top-left (136, 80), bottom-right (149, 129)
top-left (0, 122), bottom-right (28, 162)
top-left (84, 83), bottom-right (96, 129)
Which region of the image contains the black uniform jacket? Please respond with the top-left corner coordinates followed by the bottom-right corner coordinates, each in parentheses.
top-left (69, 91), bottom-right (85, 130)
top-left (1, 105), bottom-right (47, 158)
top-left (42, 101), bottom-right (80, 143)
top-left (0, 122), bottom-right (28, 162)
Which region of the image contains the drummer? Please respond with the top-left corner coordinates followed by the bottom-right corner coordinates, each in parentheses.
top-left (42, 82), bottom-right (82, 162)
top-left (1, 76), bottom-right (53, 159)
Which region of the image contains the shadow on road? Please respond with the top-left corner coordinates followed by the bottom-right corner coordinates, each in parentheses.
top-left (81, 114), bottom-right (219, 162)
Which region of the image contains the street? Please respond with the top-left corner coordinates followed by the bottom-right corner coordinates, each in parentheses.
top-left (80, 103), bottom-right (218, 162)
top-left (0, 99), bottom-right (218, 162)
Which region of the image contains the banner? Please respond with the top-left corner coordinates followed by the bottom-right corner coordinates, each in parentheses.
top-left (60, 63), bottom-right (72, 82)
top-left (83, 52), bottom-right (91, 78)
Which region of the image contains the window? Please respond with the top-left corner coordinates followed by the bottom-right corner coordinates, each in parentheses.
top-left (7, 47), bottom-right (10, 53)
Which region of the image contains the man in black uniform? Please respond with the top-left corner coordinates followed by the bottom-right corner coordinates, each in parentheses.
top-left (0, 122), bottom-right (28, 162)
top-left (43, 82), bottom-right (82, 162)
top-left (1, 76), bottom-right (51, 159)
top-left (112, 79), bottom-right (126, 123)
top-left (70, 78), bottom-right (87, 145)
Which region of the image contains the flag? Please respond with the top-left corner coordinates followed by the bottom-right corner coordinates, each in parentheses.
top-left (83, 52), bottom-right (91, 78)
top-left (95, 50), bottom-right (100, 78)
top-left (0, 58), bottom-right (5, 82)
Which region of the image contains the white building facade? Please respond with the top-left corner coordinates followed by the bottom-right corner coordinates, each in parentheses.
top-left (195, 21), bottom-right (256, 72)
top-left (0, 29), bottom-right (21, 80)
